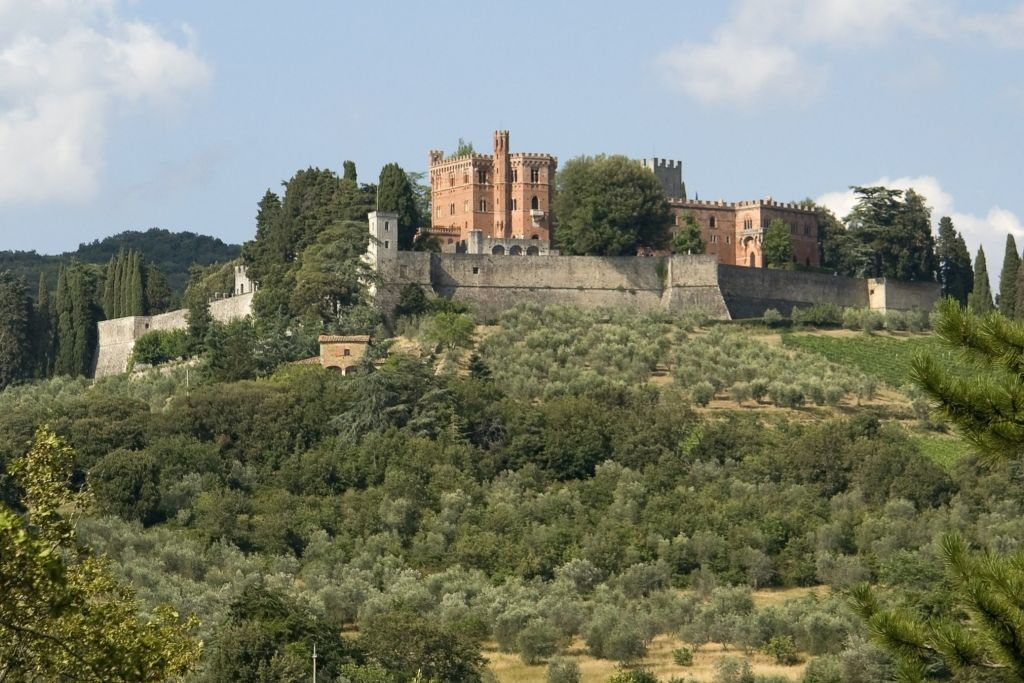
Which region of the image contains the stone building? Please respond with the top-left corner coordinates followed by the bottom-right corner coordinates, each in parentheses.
top-left (317, 335), bottom-right (369, 374)
top-left (643, 158), bottom-right (819, 268)
top-left (667, 198), bottom-right (820, 268)
top-left (426, 130), bottom-right (556, 252)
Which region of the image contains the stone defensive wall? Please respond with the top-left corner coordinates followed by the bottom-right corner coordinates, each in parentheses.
top-left (381, 252), bottom-right (936, 322)
top-left (93, 292), bottom-right (253, 378)
top-left (381, 252), bottom-right (730, 321)
top-left (718, 265), bottom-right (870, 318)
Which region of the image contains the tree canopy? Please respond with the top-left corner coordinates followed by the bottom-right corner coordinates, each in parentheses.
top-left (670, 213), bottom-right (705, 255)
top-left (762, 219), bottom-right (795, 268)
top-left (377, 162), bottom-right (422, 250)
top-left (843, 186), bottom-right (936, 281)
top-left (935, 216), bottom-right (973, 305)
top-left (553, 155), bottom-right (672, 256)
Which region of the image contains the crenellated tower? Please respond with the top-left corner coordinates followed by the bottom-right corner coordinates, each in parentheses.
top-left (493, 130), bottom-right (511, 238)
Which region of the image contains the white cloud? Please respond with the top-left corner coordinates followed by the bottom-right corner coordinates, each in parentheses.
top-left (657, 0), bottom-right (1024, 105)
top-left (816, 176), bottom-right (1024, 289)
top-left (0, 0), bottom-right (210, 204)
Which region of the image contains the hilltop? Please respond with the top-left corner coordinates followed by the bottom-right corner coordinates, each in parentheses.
top-left (0, 227), bottom-right (240, 297)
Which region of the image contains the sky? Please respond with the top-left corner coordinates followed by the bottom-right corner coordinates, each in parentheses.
top-left (0, 0), bottom-right (1022, 283)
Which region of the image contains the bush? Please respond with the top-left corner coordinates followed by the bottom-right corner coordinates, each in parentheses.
top-left (691, 380), bottom-right (715, 406)
top-left (673, 646), bottom-right (694, 666)
top-left (762, 308), bottom-right (783, 326)
top-left (517, 619), bottom-right (562, 665)
top-left (861, 311), bottom-right (884, 333)
top-left (547, 658), bottom-right (581, 683)
top-left (729, 382), bottom-right (752, 404)
top-left (800, 655), bottom-right (842, 683)
top-left (749, 379), bottom-right (769, 402)
top-left (763, 635), bottom-right (800, 665)
top-left (89, 449), bottom-right (162, 525)
top-left (132, 329), bottom-right (190, 367)
top-left (883, 310), bottom-right (907, 331)
top-left (607, 669), bottom-right (658, 683)
top-left (713, 655), bottom-right (754, 683)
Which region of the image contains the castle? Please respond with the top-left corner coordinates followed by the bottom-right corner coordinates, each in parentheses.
top-left (91, 130), bottom-right (939, 378)
top-left (93, 210), bottom-right (938, 378)
top-left (425, 131), bottom-right (819, 268)
top-left (425, 130), bottom-right (557, 255)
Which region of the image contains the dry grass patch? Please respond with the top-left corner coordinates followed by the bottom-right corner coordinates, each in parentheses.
top-left (486, 636), bottom-right (806, 682)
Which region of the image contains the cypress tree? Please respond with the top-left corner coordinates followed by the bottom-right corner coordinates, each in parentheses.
top-left (1014, 261), bottom-right (1024, 321)
top-left (119, 250), bottom-right (132, 318)
top-left (0, 271), bottom-right (32, 389)
top-left (53, 262), bottom-right (99, 377)
top-left (342, 160), bottom-right (357, 184)
top-left (130, 251), bottom-right (146, 315)
top-left (968, 246), bottom-right (994, 313)
top-left (111, 250), bottom-right (125, 319)
top-left (377, 162), bottom-right (422, 250)
top-left (936, 216), bottom-right (973, 305)
top-left (33, 273), bottom-right (53, 377)
top-left (102, 253), bottom-right (117, 318)
top-left (999, 234), bottom-right (1020, 316)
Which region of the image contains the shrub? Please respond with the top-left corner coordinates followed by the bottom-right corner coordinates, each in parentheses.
top-left (673, 646), bottom-right (694, 666)
top-left (823, 385), bottom-right (844, 406)
top-left (800, 656), bottom-right (841, 683)
top-left (883, 310), bottom-right (907, 331)
top-left (132, 329), bottom-right (190, 367)
top-left (762, 308), bottom-right (783, 326)
top-left (861, 311), bottom-right (884, 333)
top-left (749, 379), bottom-right (769, 402)
top-left (802, 303), bottom-right (843, 327)
top-left (729, 382), bottom-right (752, 404)
top-left (607, 669), bottom-right (658, 683)
top-left (691, 380), bottom-right (715, 406)
top-left (546, 658), bottom-right (581, 683)
top-left (517, 619), bottom-right (562, 665)
top-left (841, 307), bottom-right (864, 330)
top-left (763, 635), bottom-right (800, 665)
top-left (712, 655), bottom-right (754, 683)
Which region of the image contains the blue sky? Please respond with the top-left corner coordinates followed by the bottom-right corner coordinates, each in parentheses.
top-left (1, 0), bottom-right (1022, 280)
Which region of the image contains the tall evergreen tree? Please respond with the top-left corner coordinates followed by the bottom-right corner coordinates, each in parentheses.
top-left (144, 263), bottom-right (172, 314)
top-left (377, 162), bottom-right (422, 250)
top-left (935, 216), bottom-right (973, 304)
top-left (844, 186), bottom-right (936, 281)
top-left (967, 246), bottom-right (994, 313)
top-left (53, 262), bottom-right (99, 377)
top-left (129, 251), bottom-right (145, 315)
top-left (999, 234), bottom-right (1020, 316)
top-left (1014, 260), bottom-right (1024, 322)
top-left (342, 160), bottom-right (357, 183)
top-left (0, 271), bottom-right (33, 389)
top-left (33, 273), bottom-right (53, 377)
top-left (102, 253), bottom-right (117, 319)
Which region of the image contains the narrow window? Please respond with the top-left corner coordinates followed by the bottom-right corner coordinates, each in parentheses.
top-left (511, 169), bottom-right (518, 182)
top-left (478, 170), bottom-right (486, 184)
top-left (472, 266), bottom-right (479, 274)
top-left (709, 216), bottom-right (716, 229)
top-left (384, 240), bottom-right (389, 249)
top-left (512, 198), bottom-right (518, 210)
top-left (531, 195), bottom-right (538, 210)
top-left (531, 169), bottom-right (539, 183)
top-left (449, 203), bottom-right (455, 215)
top-left (384, 221), bottom-right (390, 231)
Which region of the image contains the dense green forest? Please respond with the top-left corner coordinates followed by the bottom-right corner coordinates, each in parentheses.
top-left (6, 159), bottom-right (1024, 682)
top-left (0, 227), bottom-right (240, 298)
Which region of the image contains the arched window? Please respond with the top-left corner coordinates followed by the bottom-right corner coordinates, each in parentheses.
top-left (509, 245), bottom-right (523, 256)
top-left (531, 195), bottom-right (538, 210)
top-left (491, 245), bottom-right (505, 255)
top-left (709, 216), bottom-right (717, 229)
top-left (526, 245), bottom-right (539, 256)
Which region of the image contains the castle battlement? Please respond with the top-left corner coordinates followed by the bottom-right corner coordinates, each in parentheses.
top-left (649, 158), bottom-right (682, 169)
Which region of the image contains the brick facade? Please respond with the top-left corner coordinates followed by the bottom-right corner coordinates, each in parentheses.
top-left (668, 198), bottom-right (819, 268)
top-left (427, 131), bottom-right (556, 252)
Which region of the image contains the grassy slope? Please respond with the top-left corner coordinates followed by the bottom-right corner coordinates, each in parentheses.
top-left (780, 332), bottom-right (947, 387)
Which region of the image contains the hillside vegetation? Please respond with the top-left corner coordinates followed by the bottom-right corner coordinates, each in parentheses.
top-left (3, 301), bottom-right (1011, 682)
top-left (0, 227), bottom-right (240, 298)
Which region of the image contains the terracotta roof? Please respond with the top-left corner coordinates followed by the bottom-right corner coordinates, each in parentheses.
top-left (291, 357), bottom-right (321, 365)
top-left (318, 335), bottom-right (371, 343)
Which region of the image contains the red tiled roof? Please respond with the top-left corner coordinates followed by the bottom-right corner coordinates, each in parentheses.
top-left (318, 335), bottom-right (370, 343)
